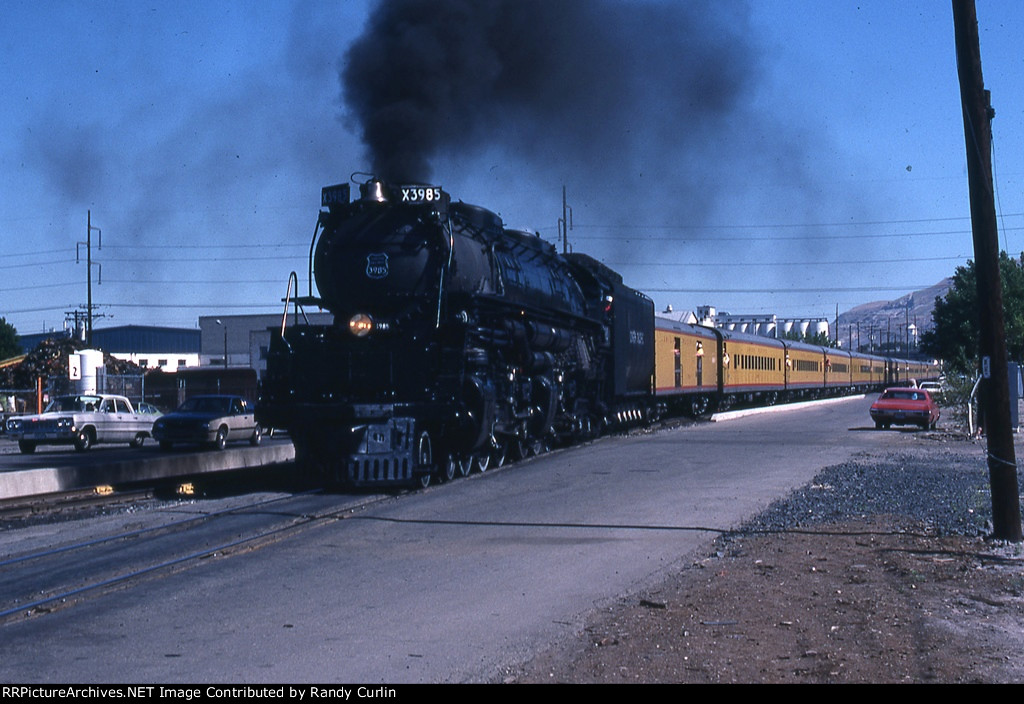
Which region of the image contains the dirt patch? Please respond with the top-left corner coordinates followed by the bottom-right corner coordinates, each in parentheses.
top-left (511, 516), bottom-right (1024, 683)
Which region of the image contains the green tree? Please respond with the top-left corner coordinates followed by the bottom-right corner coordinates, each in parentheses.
top-left (919, 252), bottom-right (1024, 375)
top-left (0, 317), bottom-right (19, 360)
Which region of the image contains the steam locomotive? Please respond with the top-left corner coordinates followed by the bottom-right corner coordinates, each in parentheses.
top-left (256, 179), bottom-right (655, 487)
top-left (257, 178), bottom-right (941, 488)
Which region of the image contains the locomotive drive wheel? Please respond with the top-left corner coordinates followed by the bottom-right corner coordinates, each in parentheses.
top-left (476, 453), bottom-right (489, 473)
top-left (416, 431), bottom-right (433, 489)
top-left (458, 456), bottom-right (473, 477)
top-left (491, 441), bottom-right (508, 468)
top-left (514, 438), bottom-right (531, 461)
top-left (441, 455), bottom-right (457, 483)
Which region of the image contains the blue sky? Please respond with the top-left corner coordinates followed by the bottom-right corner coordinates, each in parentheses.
top-left (2, 0), bottom-right (1022, 336)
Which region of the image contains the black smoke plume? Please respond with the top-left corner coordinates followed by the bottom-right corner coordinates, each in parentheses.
top-left (341, 0), bottom-right (759, 185)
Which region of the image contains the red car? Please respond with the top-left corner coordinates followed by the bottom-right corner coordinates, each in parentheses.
top-left (870, 387), bottom-right (940, 430)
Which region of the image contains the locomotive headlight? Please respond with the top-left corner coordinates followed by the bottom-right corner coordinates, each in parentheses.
top-left (349, 313), bottom-right (374, 337)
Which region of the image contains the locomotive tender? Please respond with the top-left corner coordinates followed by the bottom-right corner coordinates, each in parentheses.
top-left (257, 178), bottom-right (940, 488)
top-left (257, 179), bottom-right (655, 487)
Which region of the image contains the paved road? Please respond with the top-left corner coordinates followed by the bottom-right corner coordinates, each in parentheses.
top-left (0, 396), bottom-right (904, 683)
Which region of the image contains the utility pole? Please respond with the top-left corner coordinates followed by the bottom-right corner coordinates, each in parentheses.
top-left (88, 210), bottom-right (93, 344)
top-left (77, 211), bottom-right (102, 347)
top-left (905, 302), bottom-right (910, 356)
top-left (558, 185), bottom-right (573, 255)
top-left (952, 0), bottom-right (1021, 541)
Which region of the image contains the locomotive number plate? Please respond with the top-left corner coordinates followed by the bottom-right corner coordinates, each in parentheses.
top-left (400, 186), bottom-right (442, 203)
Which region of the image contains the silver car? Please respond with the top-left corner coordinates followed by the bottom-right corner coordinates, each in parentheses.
top-left (152, 395), bottom-right (262, 451)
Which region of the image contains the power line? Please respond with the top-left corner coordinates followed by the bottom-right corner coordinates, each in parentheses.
top-left (645, 286), bottom-right (937, 294)
top-left (3, 247), bottom-right (76, 259)
top-left (605, 255), bottom-right (968, 268)
top-left (0, 259), bottom-right (75, 271)
top-left (99, 303), bottom-right (285, 310)
top-left (570, 226), bottom-right (1024, 242)
top-left (0, 278), bottom-right (292, 293)
top-left (573, 213), bottom-right (1024, 230)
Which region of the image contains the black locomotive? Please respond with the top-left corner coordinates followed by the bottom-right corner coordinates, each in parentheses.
top-left (257, 179), bottom-right (655, 487)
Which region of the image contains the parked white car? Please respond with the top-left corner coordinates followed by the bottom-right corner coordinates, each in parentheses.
top-left (6, 394), bottom-right (157, 454)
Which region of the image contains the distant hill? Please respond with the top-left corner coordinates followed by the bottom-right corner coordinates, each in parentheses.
top-left (836, 279), bottom-right (951, 352)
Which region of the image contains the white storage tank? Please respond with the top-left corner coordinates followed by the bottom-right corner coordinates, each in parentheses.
top-left (73, 349), bottom-right (105, 395)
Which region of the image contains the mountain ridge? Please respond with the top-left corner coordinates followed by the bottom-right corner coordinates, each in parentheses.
top-left (836, 279), bottom-right (951, 352)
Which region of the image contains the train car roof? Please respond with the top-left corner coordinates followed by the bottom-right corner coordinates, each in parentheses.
top-left (653, 316), bottom-right (719, 340)
top-left (717, 327), bottom-right (787, 351)
top-left (780, 338), bottom-right (850, 357)
top-left (849, 349), bottom-right (883, 361)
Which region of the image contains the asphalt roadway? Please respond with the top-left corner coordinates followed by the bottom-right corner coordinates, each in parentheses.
top-left (0, 395), bottom-right (902, 683)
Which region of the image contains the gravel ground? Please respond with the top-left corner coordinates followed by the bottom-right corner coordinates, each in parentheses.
top-left (738, 445), bottom-right (991, 538)
top-left (511, 423), bottom-right (1024, 683)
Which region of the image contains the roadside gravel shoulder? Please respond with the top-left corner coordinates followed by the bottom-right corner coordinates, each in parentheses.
top-left (510, 427), bottom-right (1024, 683)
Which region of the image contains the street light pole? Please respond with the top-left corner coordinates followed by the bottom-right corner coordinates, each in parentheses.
top-left (215, 319), bottom-right (228, 368)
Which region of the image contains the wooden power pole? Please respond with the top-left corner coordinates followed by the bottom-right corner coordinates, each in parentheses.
top-left (952, 0), bottom-right (1022, 541)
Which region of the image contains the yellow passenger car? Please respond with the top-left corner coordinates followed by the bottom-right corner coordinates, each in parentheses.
top-left (653, 317), bottom-right (719, 415)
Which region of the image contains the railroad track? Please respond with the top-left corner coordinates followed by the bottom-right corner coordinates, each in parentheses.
top-left (0, 487), bottom-right (398, 624)
top-left (0, 486), bottom-right (157, 524)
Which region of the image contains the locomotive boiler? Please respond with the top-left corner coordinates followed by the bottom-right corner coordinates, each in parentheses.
top-left (257, 179), bottom-right (655, 487)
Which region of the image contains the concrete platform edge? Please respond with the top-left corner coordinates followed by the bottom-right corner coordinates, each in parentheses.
top-left (0, 444), bottom-right (295, 500)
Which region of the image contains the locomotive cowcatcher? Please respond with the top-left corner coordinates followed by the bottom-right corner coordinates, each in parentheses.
top-left (257, 179), bottom-right (655, 487)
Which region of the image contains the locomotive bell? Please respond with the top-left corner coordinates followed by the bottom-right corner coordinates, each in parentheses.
top-left (360, 179), bottom-right (388, 202)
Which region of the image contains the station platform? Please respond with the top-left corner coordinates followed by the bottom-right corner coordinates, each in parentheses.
top-left (0, 442), bottom-right (295, 501)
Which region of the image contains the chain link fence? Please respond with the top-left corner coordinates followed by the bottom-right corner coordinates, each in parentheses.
top-left (1, 373), bottom-right (152, 433)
